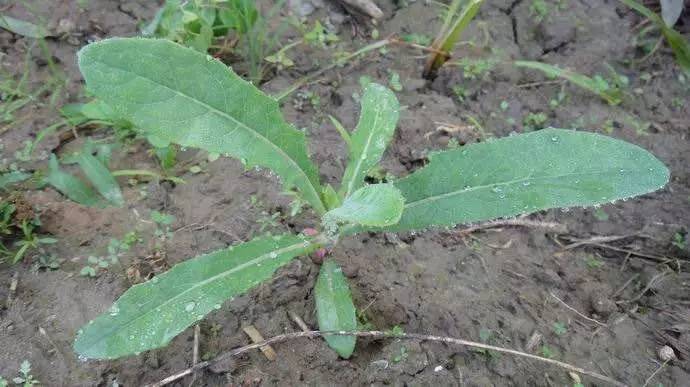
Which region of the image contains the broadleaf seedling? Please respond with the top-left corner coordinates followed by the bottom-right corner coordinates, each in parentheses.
top-left (72, 38), bottom-right (669, 360)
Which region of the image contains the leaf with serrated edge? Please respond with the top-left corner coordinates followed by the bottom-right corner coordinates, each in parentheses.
top-left (74, 234), bottom-right (319, 359)
top-left (315, 259), bottom-right (357, 358)
top-left (385, 129), bottom-right (668, 232)
top-left (78, 38), bottom-right (325, 214)
top-left (324, 184), bottom-right (404, 228)
top-left (340, 83), bottom-right (399, 198)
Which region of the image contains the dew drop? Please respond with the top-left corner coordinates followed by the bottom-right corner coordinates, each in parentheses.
top-left (551, 136), bottom-right (558, 142)
top-left (214, 304), bottom-right (221, 310)
top-left (185, 302), bottom-right (196, 312)
top-left (109, 306), bottom-right (120, 316)
top-left (269, 252), bottom-right (278, 259)
top-left (491, 187), bottom-right (502, 193)
top-left (522, 181), bottom-right (531, 187)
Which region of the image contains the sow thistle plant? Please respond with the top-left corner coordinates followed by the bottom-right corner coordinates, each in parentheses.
top-left (72, 38), bottom-right (669, 360)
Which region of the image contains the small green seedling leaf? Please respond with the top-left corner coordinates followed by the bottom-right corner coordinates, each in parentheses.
top-left (340, 83), bottom-right (399, 198)
top-left (315, 259), bottom-right (357, 358)
top-left (76, 148), bottom-right (124, 207)
top-left (0, 14), bottom-right (50, 38)
top-left (78, 38), bottom-right (325, 214)
top-left (0, 171), bottom-right (30, 191)
top-left (44, 154), bottom-right (102, 207)
top-left (386, 129), bottom-right (669, 232)
top-left (74, 233), bottom-right (320, 359)
top-left (324, 184), bottom-right (404, 229)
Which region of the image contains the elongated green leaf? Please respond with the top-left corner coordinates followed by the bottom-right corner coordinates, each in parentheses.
top-left (385, 129), bottom-right (669, 232)
top-left (0, 171), bottom-right (30, 190)
top-left (78, 38), bottom-right (325, 214)
top-left (619, 0), bottom-right (690, 74)
top-left (324, 184), bottom-right (404, 229)
top-left (76, 151), bottom-right (124, 207)
top-left (74, 233), bottom-right (319, 359)
top-left (514, 61), bottom-right (622, 105)
top-left (315, 259), bottom-right (357, 358)
top-left (339, 83), bottom-right (399, 198)
top-left (0, 14), bottom-right (50, 38)
top-left (44, 155), bottom-right (102, 207)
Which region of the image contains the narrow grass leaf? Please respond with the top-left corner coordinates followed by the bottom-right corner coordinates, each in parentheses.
top-left (619, 0), bottom-right (690, 74)
top-left (385, 129), bottom-right (669, 232)
top-left (339, 83), bottom-right (399, 198)
top-left (44, 154), bottom-right (102, 207)
top-left (514, 61), bottom-right (621, 105)
top-left (324, 184), bottom-right (404, 228)
top-left (0, 14), bottom-right (50, 38)
top-left (315, 259), bottom-right (357, 358)
top-left (74, 233), bottom-right (319, 359)
top-left (78, 38), bottom-right (325, 214)
top-left (76, 151), bottom-right (124, 207)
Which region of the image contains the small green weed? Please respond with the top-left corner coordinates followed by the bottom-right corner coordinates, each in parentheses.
top-left (11, 360), bottom-right (39, 386)
top-left (672, 231), bottom-right (686, 250)
top-left (523, 112), bottom-right (548, 131)
top-left (585, 255), bottom-right (604, 268)
top-left (552, 322), bottom-right (567, 335)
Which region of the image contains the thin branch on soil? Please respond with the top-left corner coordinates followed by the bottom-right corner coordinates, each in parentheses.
top-left (549, 292), bottom-right (607, 327)
top-left (612, 274), bottom-right (639, 298)
top-left (641, 360), bottom-right (669, 387)
top-left (242, 325), bottom-right (277, 361)
top-left (620, 269), bottom-right (671, 304)
top-left (289, 311), bottom-right (311, 333)
top-left (275, 38), bottom-right (392, 101)
top-left (146, 330), bottom-right (628, 387)
top-left (516, 79), bottom-right (566, 88)
top-left (458, 218), bottom-right (567, 235)
top-left (562, 234), bottom-right (638, 250)
top-left (5, 271), bottom-right (18, 308)
top-left (187, 325), bottom-right (200, 387)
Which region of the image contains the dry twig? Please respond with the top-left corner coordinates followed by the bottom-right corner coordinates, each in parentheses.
top-left (550, 292), bottom-right (607, 327)
top-left (146, 330), bottom-right (627, 387)
top-left (459, 218), bottom-right (567, 235)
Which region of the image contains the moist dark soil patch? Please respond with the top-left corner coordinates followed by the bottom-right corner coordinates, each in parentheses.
top-left (1, 1), bottom-right (689, 386)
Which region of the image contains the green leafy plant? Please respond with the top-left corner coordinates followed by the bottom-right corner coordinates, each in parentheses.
top-left (423, 0), bottom-right (485, 78)
top-left (72, 38), bottom-right (669, 360)
top-left (11, 360), bottom-right (39, 386)
top-left (514, 61), bottom-right (628, 105)
top-left (620, 0), bottom-right (690, 74)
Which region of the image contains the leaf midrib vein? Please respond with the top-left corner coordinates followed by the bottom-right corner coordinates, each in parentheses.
top-left (403, 169), bottom-right (643, 209)
top-left (79, 240), bottom-right (310, 354)
top-left (91, 58), bottom-right (324, 213)
top-left (344, 100), bottom-right (384, 197)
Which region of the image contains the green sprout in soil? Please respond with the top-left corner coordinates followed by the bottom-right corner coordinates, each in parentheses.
top-left (424, 0), bottom-right (485, 79)
top-left (71, 38), bottom-right (668, 361)
top-left (514, 61), bottom-right (628, 105)
top-left (619, 0), bottom-right (690, 75)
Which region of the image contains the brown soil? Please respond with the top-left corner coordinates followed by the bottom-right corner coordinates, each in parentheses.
top-left (1, 0), bottom-right (689, 386)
